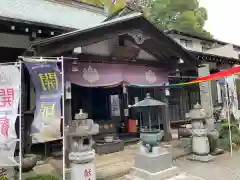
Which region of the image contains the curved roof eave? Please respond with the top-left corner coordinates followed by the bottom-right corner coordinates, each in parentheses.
top-left (26, 13), bottom-right (201, 71)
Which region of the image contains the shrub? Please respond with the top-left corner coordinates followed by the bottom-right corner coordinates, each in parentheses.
top-left (219, 122), bottom-right (240, 150)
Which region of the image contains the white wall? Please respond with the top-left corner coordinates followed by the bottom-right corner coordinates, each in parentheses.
top-left (168, 34), bottom-right (203, 52)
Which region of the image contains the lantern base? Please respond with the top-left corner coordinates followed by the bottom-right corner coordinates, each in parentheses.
top-left (187, 154), bottom-right (214, 162)
top-left (70, 161), bottom-right (96, 180)
top-left (126, 147), bottom-right (183, 180)
top-left (135, 148), bottom-right (173, 173)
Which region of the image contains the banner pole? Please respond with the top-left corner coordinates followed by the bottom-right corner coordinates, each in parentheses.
top-left (225, 77), bottom-right (233, 157)
top-left (19, 60), bottom-right (22, 180)
top-left (18, 56), bottom-right (77, 61)
top-left (61, 56), bottom-right (65, 180)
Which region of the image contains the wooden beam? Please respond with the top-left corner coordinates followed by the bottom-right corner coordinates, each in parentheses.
top-left (32, 20), bottom-right (139, 56)
top-left (76, 53), bottom-right (172, 68)
top-left (122, 35), bottom-right (167, 61)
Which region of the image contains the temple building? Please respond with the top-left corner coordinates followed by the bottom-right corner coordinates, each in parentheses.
top-left (26, 12), bottom-right (201, 159)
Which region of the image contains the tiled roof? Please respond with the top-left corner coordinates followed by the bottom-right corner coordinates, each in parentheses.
top-left (0, 0), bottom-right (106, 29)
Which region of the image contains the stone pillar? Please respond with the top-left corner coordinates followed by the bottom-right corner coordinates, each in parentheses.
top-left (163, 95), bottom-right (172, 141)
top-left (197, 64), bottom-right (214, 130)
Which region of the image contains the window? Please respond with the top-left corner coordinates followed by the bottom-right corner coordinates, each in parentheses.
top-left (180, 39), bottom-right (193, 48)
top-left (201, 42), bottom-right (212, 51)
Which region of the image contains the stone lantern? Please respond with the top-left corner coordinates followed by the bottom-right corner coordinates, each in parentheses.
top-left (67, 109), bottom-right (99, 180)
top-left (185, 102), bottom-right (214, 162)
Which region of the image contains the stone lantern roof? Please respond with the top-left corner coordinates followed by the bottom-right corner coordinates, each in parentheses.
top-left (186, 102), bottom-right (208, 120)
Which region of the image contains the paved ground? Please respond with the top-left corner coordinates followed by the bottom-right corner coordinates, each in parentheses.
top-left (22, 139), bottom-right (240, 180)
top-left (117, 152), bottom-right (240, 180)
top-left (66, 139), bottom-right (191, 180)
top-left (95, 139), bottom-right (191, 180)
top-left (174, 152), bottom-right (240, 180)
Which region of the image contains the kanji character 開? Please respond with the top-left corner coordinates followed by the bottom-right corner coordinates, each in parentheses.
top-left (0, 88), bottom-right (14, 108)
top-left (39, 72), bottom-right (59, 91)
top-left (40, 102), bottom-right (55, 120)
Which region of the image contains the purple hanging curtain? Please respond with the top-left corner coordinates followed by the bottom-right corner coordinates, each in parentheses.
top-left (65, 62), bottom-right (168, 87)
top-left (65, 63), bottom-right (124, 87)
top-left (123, 65), bottom-right (168, 85)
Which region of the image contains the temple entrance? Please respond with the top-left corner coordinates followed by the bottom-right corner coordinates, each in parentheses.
top-left (71, 84), bottom-right (121, 120)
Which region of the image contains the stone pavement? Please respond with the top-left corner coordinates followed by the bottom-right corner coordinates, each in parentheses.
top-left (95, 139), bottom-right (191, 180)
top-left (23, 139), bottom-right (191, 180)
top-left (174, 152), bottom-right (240, 180)
top-left (117, 152), bottom-right (240, 180)
top-left (120, 173), bottom-right (206, 180)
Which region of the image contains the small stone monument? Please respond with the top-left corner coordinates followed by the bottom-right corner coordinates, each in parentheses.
top-left (67, 109), bottom-right (99, 180)
top-left (126, 94), bottom-right (181, 180)
top-left (185, 102), bottom-right (214, 162)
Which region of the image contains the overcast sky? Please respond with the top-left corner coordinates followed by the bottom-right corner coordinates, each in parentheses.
top-left (199, 0), bottom-right (240, 45)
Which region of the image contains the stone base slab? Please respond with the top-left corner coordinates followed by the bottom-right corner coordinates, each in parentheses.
top-left (135, 150), bottom-right (173, 173)
top-left (187, 154), bottom-right (214, 162)
top-left (125, 166), bottom-right (181, 180)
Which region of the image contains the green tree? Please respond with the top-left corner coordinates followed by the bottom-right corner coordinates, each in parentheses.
top-left (143, 0), bottom-right (212, 38)
top-left (78, 0), bottom-right (125, 16)
top-left (78, 0), bottom-right (103, 7)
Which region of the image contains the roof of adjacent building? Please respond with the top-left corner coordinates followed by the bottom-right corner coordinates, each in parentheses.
top-left (27, 13), bottom-right (201, 72)
top-left (166, 29), bottom-right (240, 50)
top-left (0, 0), bottom-right (106, 30)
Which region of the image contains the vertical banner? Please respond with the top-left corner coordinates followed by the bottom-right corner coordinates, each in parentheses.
top-left (227, 76), bottom-right (240, 120)
top-left (24, 60), bottom-right (62, 143)
top-left (0, 65), bottom-right (20, 167)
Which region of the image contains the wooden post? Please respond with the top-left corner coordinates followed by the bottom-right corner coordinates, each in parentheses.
top-left (65, 81), bottom-right (72, 168)
top-left (123, 83), bottom-right (129, 122)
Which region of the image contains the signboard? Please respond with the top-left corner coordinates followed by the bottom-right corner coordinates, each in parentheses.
top-left (24, 60), bottom-right (62, 143)
top-left (0, 65), bottom-right (20, 167)
top-left (71, 163), bottom-right (96, 180)
top-left (110, 95), bottom-right (120, 116)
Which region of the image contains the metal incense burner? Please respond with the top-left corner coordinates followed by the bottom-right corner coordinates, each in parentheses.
top-left (130, 93), bottom-right (165, 153)
top-left (67, 109), bottom-right (99, 180)
top-left (126, 93), bottom-right (181, 180)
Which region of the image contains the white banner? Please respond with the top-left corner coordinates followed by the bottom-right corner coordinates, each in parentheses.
top-left (226, 76), bottom-right (240, 120)
top-left (0, 65), bottom-right (20, 166)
